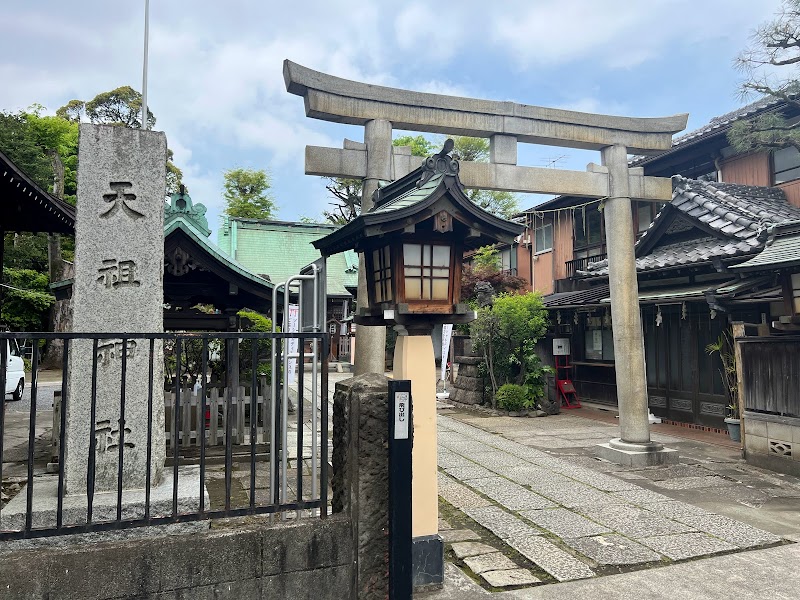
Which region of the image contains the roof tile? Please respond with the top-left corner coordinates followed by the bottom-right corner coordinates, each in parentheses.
top-left (581, 177), bottom-right (800, 276)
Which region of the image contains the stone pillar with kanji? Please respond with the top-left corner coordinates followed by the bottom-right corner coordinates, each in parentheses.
top-left (64, 124), bottom-right (167, 494)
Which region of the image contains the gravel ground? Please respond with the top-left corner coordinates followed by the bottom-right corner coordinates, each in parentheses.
top-left (4, 379), bottom-right (59, 413)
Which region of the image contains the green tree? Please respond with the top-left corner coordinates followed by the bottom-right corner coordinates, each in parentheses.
top-left (729, 0), bottom-right (800, 152)
top-left (472, 245), bottom-right (501, 271)
top-left (460, 245), bottom-right (527, 305)
top-left (1, 106), bottom-right (80, 228)
top-left (2, 268), bottom-right (54, 331)
top-left (59, 85), bottom-right (155, 129)
top-left (24, 108), bottom-right (79, 204)
top-left (393, 134), bottom-right (436, 157)
top-left (449, 136), bottom-right (519, 219)
top-left (57, 86), bottom-right (183, 193)
top-left (0, 108), bottom-right (77, 333)
top-left (470, 292), bottom-right (549, 400)
top-left (222, 168), bottom-right (277, 219)
top-left (323, 135), bottom-right (434, 225)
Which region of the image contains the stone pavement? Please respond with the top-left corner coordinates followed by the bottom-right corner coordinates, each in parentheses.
top-left (428, 408), bottom-right (800, 595)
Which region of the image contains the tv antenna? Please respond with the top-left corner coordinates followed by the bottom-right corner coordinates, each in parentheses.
top-left (541, 155), bottom-right (568, 169)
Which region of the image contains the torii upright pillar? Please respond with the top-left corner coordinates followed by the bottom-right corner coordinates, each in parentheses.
top-left (283, 59), bottom-right (686, 469)
top-left (354, 119), bottom-right (391, 375)
top-left (596, 144), bottom-right (677, 465)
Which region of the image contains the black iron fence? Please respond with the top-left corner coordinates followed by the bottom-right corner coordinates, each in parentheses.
top-left (0, 331), bottom-right (329, 540)
top-left (565, 253), bottom-right (607, 278)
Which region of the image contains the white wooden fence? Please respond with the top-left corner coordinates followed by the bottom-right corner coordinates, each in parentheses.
top-left (164, 385), bottom-right (273, 448)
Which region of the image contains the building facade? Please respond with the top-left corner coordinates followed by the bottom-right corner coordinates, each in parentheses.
top-left (518, 97), bottom-right (800, 429)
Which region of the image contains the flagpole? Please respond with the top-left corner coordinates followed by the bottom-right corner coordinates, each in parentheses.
top-left (141, 0), bottom-right (150, 129)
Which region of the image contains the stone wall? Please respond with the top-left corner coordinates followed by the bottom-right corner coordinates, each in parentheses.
top-left (0, 517), bottom-right (352, 600)
top-left (744, 411), bottom-right (800, 477)
top-left (332, 373), bottom-right (390, 599)
top-left (449, 355), bottom-right (485, 405)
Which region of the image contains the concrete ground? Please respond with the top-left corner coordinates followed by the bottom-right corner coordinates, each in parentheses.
top-left (422, 403), bottom-right (800, 598)
top-left (5, 370), bottom-right (800, 598)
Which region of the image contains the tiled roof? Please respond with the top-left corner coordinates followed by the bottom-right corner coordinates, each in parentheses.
top-left (218, 219), bottom-right (359, 297)
top-left (544, 278), bottom-right (779, 310)
top-left (732, 220), bottom-right (800, 271)
top-left (543, 285), bottom-right (610, 308)
top-left (581, 177), bottom-right (800, 276)
top-left (0, 148), bottom-right (75, 234)
top-left (629, 96), bottom-right (786, 167)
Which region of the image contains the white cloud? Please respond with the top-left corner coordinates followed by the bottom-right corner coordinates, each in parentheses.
top-left (489, 0), bottom-right (784, 70)
top-left (0, 0), bottom-right (791, 227)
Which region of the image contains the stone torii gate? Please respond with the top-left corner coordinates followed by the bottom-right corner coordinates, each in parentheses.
top-left (284, 59), bottom-right (686, 468)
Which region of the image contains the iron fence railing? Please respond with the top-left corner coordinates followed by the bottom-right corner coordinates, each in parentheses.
top-left (565, 253), bottom-right (607, 278)
top-left (0, 331), bottom-right (329, 540)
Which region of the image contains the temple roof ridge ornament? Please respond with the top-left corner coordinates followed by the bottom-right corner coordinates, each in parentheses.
top-left (417, 139), bottom-right (459, 188)
top-left (165, 185), bottom-right (211, 236)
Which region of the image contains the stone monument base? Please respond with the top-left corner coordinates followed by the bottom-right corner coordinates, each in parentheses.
top-left (412, 534), bottom-right (444, 590)
top-left (596, 438), bottom-right (679, 467)
top-left (1, 466), bottom-right (208, 531)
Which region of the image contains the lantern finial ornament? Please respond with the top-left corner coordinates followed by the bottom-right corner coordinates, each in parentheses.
top-left (417, 139), bottom-right (459, 188)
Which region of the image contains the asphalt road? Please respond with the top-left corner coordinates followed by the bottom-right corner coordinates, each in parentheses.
top-left (3, 379), bottom-right (59, 413)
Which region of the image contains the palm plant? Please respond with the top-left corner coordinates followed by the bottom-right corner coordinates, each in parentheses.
top-left (705, 329), bottom-right (739, 419)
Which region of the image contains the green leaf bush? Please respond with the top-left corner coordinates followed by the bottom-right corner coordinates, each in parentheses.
top-left (495, 383), bottom-right (531, 411)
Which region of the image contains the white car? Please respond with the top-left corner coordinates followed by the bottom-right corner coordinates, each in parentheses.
top-left (4, 339), bottom-right (25, 402)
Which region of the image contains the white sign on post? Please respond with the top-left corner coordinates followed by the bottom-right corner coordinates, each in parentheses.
top-left (394, 391), bottom-right (409, 439)
top-left (287, 304), bottom-right (300, 382)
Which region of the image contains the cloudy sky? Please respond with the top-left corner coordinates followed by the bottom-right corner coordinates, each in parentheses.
top-left (0, 0), bottom-right (785, 235)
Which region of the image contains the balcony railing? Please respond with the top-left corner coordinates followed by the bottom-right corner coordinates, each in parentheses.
top-left (565, 253), bottom-right (607, 278)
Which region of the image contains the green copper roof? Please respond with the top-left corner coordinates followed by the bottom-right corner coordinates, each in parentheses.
top-left (165, 189), bottom-right (211, 235)
top-left (165, 215), bottom-right (273, 291)
top-left (371, 171), bottom-right (444, 213)
top-left (314, 143), bottom-right (524, 257)
top-left (218, 219), bottom-right (358, 297)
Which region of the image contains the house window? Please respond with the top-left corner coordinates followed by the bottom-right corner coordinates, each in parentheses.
top-left (371, 246), bottom-right (393, 303)
top-left (534, 223), bottom-right (553, 253)
top-left (573, 206), bottom-right (603, 249)
top-left (500, 248), bottom-right (511, 271)
top-left (773, 147), bottom-right (800, 184)
top-left (636, 202), bottom-right (657, 233)
top-left (403, 243), bottom-right (450, 301)
top-left (584, 327), bottom-right (615, 361)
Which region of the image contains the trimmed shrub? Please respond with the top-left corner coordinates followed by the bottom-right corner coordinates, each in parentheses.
top-left (495, 383), bottom-right (531, 411)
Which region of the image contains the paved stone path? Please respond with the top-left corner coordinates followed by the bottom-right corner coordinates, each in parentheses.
top-left (435, 412), bottom-right (792, 591)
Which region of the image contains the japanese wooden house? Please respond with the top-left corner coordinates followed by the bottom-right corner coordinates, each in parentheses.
top-left (514, 96), bottom-right (800, 430)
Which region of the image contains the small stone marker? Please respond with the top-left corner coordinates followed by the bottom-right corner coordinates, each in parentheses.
top-left (64, 124), bottom-right (167, 494)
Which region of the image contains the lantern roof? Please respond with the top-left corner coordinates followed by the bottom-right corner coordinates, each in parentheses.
top-left (312, 140), bottom-right (524, 256)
